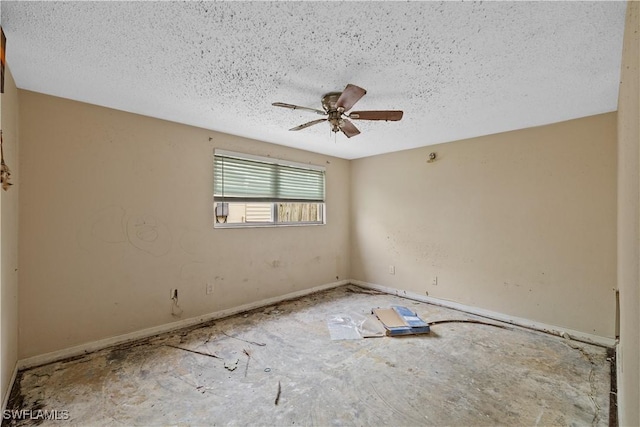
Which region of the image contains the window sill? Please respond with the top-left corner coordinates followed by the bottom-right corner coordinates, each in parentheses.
top-left (214, 222), bottom-right (325, 229)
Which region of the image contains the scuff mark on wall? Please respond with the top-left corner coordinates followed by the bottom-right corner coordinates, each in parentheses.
top-left (268, 260), bottom-right (284, 268)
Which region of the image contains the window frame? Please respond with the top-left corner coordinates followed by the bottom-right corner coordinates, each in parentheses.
top-left (213, 149), bottom-right (326, 228)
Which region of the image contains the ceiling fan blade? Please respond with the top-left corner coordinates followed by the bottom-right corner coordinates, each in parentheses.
top-left (289, 118), bottom-right (327, 131)
top-left (272, 102), bottom-right (326, 116)
top-left (340, 119), bottom-right (361, 138)
top-left (349, 110), bottom-right (404, 121)
top-left (336, 84), bottom-right (366, 112)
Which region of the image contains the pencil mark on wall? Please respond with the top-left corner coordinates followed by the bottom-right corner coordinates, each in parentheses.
top-left (126, 214), bottom-right (172, 257)
top-left (77, 205), bottom-right (127, 251)
top-left (78, 207), bottom-right (174, 257)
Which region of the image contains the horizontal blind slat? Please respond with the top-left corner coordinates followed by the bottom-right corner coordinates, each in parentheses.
top-left (214, 154), bottom-right (325, 201)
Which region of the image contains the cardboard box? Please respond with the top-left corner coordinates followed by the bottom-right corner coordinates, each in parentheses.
top-left (372, 306), bottom-right (430, 336)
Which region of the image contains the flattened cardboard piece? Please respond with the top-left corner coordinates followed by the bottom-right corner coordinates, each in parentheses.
top-left (372, 306), bottom-right (430, 336)
top-left (372, 308), bottom-right (406, 327)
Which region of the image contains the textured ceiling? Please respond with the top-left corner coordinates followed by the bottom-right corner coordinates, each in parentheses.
top-left (0, 1), bottom-right (627, 159)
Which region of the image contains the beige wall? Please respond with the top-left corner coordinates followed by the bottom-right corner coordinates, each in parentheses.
top-left (617, 1), bottom-right (639, 425)
top-left (1, 66), bottom-right (19, 405)
top-left (351, 113), bottom-right (617, 339)
top-left (18, 91), bottom-right (350, 358)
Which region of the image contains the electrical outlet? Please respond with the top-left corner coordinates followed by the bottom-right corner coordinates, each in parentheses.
top-left (432, 276), bottom-right (438, 286)
top-left (206, 283), bottom-right (214, 295)
top-left (388, 265), bottom-right (395, 275)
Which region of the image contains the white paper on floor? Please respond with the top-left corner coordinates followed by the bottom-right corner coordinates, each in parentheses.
top-left (326, 314), bottom-right (364, 340)
top-left (359, 314), bottom-right (387, 338)
top-left (326, 313), bottom-right (387, 340)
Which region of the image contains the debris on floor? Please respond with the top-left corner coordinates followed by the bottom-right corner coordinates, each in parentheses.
top-left (426, 319), bottom-right (509, 329)
top-left (274, 381), bottom-right (281, 405)
top-left (562, 334), bottom-right (602, 425)
top-left (243, 349), bottom-right (251, 377)
top-left (327, 308), bottom-right (427, 340)
top-left (165, 344), bottom-right (222, 359)
top-left (344, 285), bottom-right (386, 295)
top-left (224, 358), bottom-right (239, 371)
top-left (4, 286), bottom-right (611, 426)
top-left (359, 314), bottom-right (387, 338)
top-left (326, 314), bottom-right (365, 340)
top-left (372, 306), bottom-right (430, 336)
top-left (222, 331), bottom-right (267, 347)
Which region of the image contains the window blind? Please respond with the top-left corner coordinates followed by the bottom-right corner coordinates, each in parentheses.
top-left (214, 153), bottom-right (325, 202)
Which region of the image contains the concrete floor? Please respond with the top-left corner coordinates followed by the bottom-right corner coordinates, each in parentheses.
top-left (4, 285), bottom-right (612, 426)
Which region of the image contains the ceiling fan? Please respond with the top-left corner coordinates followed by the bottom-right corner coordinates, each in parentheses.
top-left (272, 84), bottom-right (403, 138)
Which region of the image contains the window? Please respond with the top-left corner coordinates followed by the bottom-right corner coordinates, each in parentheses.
top-left (214, 150), bottom-right (325, 227)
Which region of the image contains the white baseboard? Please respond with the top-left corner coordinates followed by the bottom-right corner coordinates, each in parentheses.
top-left (352, 280), bottom-right (617, 348)
top-left (2, 363), bottom-right (18, 412)
top-left (18, 280), bottom-right (349, 370)
top-left (16, 278), bottom-right (615, 371)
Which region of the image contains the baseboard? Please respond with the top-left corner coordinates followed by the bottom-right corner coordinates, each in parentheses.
top-left (2, 363), bottom-right (18, 412)
top-left (16, 278), bottom-right (616, 370)
top-left (352, 280), bottom-right (617, 348)
top-left (18, 279), bottom-right (349, 370)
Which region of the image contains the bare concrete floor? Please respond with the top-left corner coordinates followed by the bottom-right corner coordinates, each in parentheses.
top-left (5, 285), bottom-right (612, 426)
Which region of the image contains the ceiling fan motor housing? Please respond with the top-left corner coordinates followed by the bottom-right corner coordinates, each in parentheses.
top-left (323, 92), bottom-right (347, 132)
top-left (321, 92), bottom-right (342, 112)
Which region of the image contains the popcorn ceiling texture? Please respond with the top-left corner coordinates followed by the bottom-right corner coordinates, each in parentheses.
top-left (0, 1), bottom-right (626, 159)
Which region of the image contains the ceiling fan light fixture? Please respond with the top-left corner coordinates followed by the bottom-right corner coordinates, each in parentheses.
top-left (272, 84), bottom-right (403, 138)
